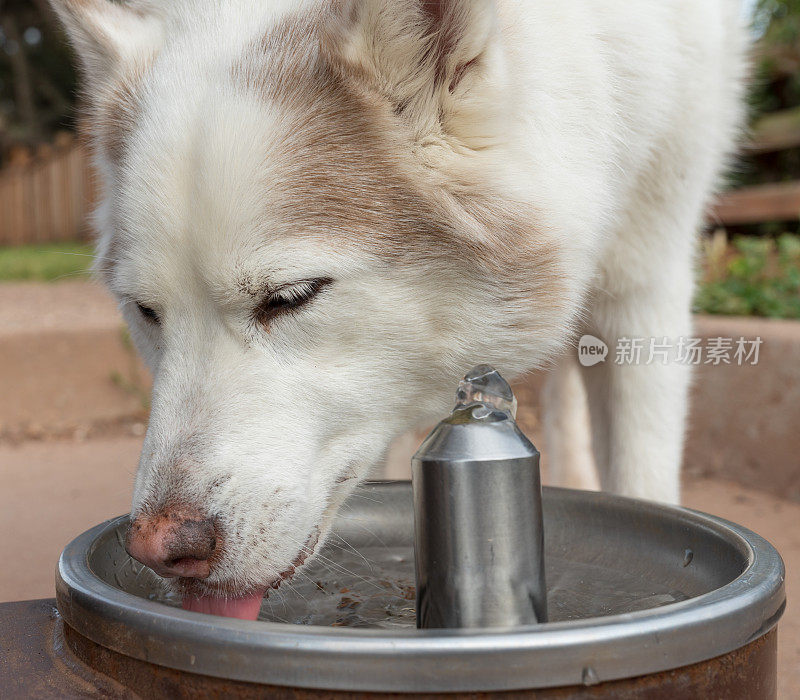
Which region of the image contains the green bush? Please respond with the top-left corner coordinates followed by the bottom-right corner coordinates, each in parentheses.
top-left (696, 234), bottom-right (800, 318)
top-left (0, 242), bottom-right (94, 282)
top-left (751, 0), bottom-right (800, 115)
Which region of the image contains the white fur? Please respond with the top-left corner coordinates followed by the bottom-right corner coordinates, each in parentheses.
top-left (52, 0), bottom-right (747, 595)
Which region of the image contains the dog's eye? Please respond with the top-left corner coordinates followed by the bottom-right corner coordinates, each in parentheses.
top-left (136, 302), bottom-right (160, 324)
top-left (256, 278), bottom-right (331, 327)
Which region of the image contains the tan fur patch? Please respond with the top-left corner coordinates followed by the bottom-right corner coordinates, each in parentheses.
top-left (230, 7), bottom-right (570, 333)
top-left (89, 57), bottom-right (151, 165)
top-left (99, 70), bottom-right (144, 164)
top-left (87, 3), bottom-right (569, 337)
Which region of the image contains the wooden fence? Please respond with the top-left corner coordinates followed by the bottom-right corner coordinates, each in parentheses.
top-left (0, 135), bottom-right (95, 246)
top-left (710, 106), bottom-right (800, 227)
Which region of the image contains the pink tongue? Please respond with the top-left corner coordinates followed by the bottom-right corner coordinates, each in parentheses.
top-left (182, 589), bottom-right (266, 620)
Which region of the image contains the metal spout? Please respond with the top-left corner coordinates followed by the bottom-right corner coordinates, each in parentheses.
top-left (412, 365), bottom-right (546, 629)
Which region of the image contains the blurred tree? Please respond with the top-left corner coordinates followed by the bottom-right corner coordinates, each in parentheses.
top-left (0, 0), bottom-right (77, 161)
top-left (752, 0), bottom-right (800, 114)
top-left (742, 0), bottom-right (800, 197)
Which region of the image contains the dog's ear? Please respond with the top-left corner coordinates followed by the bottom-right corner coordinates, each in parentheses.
top-left (49, 0), bottom-right (162, 81)
top-left (328, 0), bottom-right (505, 148)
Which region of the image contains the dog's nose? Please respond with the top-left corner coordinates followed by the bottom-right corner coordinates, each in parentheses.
top-left (125, 507), bottom-right (217, 579)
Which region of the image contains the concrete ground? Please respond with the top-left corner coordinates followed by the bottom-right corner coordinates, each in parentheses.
top-left (0, 435), bottom-right (797, 696)
top-left (0, 437), bottom-right (141, 600)
top-left (0, 281), bottom-right (150, 443)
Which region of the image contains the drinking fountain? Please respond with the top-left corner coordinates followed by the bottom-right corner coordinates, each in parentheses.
top-left (412, 364), bottom-right (546, 628)
top-left (54, 366), bottom-right (785, 697)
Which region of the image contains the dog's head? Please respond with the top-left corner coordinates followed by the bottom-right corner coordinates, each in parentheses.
top-left (53, 0), bottom-right (578, 613)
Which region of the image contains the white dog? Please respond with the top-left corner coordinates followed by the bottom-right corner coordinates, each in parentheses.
top-left (51, 0), bottom-right (747, 617)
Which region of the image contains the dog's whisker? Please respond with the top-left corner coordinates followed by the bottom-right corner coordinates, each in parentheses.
top-left (309, 556), bottom-right (383, 592)
top-left (342, 492), bottom-right (382, 504)
top-left (263, 596), bottom-right (289, 624)
top-left (333, 518), bottom-right (389, 549)
top-left (280, 533), bottom-right (383, 592)
top-left (281, 578), bottom-right (310, 604)
top-left (49, 270), bottom-right (93, 282)
top-left (50, 251), bottom-right (119, 261)
top-left (327, 532), bottom-right (375, 573)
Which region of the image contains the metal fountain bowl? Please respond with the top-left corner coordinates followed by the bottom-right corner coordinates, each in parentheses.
top-left (56, 482), bottom-right (785, 693)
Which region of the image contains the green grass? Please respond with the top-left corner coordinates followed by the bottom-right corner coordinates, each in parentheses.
top-left (0, 242), bottom-right (95, 282)
top-left (696, 234), bottom-right (800, 319)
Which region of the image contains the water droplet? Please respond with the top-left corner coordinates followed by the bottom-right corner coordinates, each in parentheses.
top-left (682, 549), bottom-right (694, 567)
top-left (582, 666), bottom-right (599, 686)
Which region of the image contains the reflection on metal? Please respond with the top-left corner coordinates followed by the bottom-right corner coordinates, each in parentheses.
top-left (412, 364), bottom-right (547, 628)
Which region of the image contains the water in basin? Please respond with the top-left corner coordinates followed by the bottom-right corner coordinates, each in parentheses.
top-left (140, 544), bottom-right (690, 628)
top-left (104, 481), bottom-right (720, 629)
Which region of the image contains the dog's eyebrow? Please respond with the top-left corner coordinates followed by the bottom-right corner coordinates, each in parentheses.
top-left (234, 271), bottom-right (267, 299)
top-left (104, 261), bottom-right (139, 300)
top-left (234, 269), bottom-right (333, 300)
top-left (94, 232), bottom-right (122, 286)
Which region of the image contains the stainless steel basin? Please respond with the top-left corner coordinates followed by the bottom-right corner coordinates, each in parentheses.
top-left (56, 481), bottom-right (785, 693)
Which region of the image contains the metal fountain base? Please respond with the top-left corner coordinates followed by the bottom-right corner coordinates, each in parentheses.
top-left (0, 598), bottom-right (778, 698)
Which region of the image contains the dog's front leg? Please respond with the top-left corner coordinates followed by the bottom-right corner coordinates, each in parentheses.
top-left (580, 291), bottom-right (692, 504)
top-left (542, 354), bottom-right (599, 491)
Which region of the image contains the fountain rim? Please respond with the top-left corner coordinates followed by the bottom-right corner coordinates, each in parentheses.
top-left (56, 484), bottom-right (785, 693)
